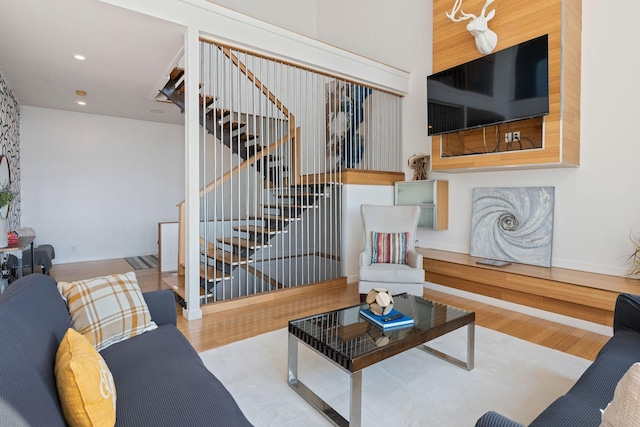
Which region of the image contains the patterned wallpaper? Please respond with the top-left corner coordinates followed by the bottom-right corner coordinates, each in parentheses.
top-left (0, 71), bottom-right (20, 230)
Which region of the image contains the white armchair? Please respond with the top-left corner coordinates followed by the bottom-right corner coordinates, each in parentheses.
top-left (358, 204), bottom-right (424, 296)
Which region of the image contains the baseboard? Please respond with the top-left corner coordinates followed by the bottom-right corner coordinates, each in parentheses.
top-left (424, 281), bottom-right (613, 337)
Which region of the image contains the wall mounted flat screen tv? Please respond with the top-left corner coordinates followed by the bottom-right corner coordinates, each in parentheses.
top-left (427, 34), bottom-right (549, 136)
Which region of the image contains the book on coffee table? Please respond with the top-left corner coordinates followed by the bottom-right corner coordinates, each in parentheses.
top-left (359, 308), bottom-right (414, 330)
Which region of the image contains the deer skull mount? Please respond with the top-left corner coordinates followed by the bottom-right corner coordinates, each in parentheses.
top-left (446, 0), bottom-right (498, 55)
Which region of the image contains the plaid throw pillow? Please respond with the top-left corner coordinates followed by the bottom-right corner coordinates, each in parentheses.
top-left (58, 272), bottom-right (157, 352)
top-left (371, 232), bottom-right (409, 264)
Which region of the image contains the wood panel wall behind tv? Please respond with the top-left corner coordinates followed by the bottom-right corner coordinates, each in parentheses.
top-left (431, 0), bottom-right (581, 172)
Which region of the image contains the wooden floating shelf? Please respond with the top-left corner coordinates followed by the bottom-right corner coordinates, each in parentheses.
top-left (300, 169), bottom-right (405, 186)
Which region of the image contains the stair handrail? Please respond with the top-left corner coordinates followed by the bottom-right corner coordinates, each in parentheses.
top-left (218, 45), bottom-right (293, 121)
top-left (217, 44), bottom-right (299, 185)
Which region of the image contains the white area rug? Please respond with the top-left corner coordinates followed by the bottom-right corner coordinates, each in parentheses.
top-left (200, 326), bottom-right (591, 427)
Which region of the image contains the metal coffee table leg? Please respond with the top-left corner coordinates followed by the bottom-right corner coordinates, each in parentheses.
top-left (350, 370), bottom-right (362, 426)
top-left (288, 333), bottom-right (362, 426)
top-left (419, 322), bottom-right (475, 370)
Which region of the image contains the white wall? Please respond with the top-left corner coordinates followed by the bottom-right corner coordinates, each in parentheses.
top-left (20, 106), bottom-right (184, 263)
top-left (199, 0), bottom-right (319, 38)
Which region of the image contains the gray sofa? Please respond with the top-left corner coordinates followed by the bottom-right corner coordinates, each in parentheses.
top-left (475, 293), bottom-right (640, 427)
top-left (0, 273), bottom-right (253, 426)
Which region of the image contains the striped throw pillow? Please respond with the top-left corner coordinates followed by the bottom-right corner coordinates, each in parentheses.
top-left (58, 272), bottom-right (157, 352)
top-left (371, 232), bottom-right (409, 264)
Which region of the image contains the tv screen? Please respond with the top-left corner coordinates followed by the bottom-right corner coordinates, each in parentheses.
top-left (427, 34), bottom-right (549, 136)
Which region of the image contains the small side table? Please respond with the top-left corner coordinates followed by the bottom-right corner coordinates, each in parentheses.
top-left (0, 236), bottom-right (35, 279)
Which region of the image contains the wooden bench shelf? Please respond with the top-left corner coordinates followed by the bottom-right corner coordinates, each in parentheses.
top-left (418, 248), bottom-right (640, 326)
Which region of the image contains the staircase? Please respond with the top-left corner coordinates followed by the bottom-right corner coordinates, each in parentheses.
top-left (157, 40), bottom-right (403, 311)
top-left (161, 67), bottom-right (286, 187)
top-left (207, 184), bottom-right (327, 281)
top-left (166, 183), bottom-right (329, 309)
top-left (160, 46), bottom-right (327, 307)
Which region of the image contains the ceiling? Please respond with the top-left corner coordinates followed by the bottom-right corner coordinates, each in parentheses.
top-left (0, 0), bottom-right (187, 125)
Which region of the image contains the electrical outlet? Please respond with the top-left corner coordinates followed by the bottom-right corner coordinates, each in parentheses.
top-left (504, 132), bottom-right (512, 143)
top-left (513, 131), bottom-right (520, 141)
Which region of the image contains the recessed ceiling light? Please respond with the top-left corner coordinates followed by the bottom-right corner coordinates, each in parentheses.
top-left (150, 109), bottom-right (164, 114)
top-left (76, 90), bottom-right (87, 96)
top-left (76, 101), bottom-right (86, 106)
top-left (74, 54), bottom-right (86, 61)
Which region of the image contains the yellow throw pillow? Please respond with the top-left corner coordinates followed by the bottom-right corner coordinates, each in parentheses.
top-left (58, 271), bottom-right (157, 351)
top-left (55, 328), bottom-right (116, 427)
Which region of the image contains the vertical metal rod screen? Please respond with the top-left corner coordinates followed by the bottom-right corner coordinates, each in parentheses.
top-left (196, 41), bottom-right (402, 303)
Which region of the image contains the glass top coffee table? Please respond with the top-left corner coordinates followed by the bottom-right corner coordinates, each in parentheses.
top-left (288, 294), bottom-right (475, 426)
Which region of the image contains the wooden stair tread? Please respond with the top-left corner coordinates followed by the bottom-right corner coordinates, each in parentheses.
top-left (263, 204), bottom-right (317, 209)
top-left (169, 67), bottom-right (184, 81)
top-left (163, 274), bottom-right (212, 300)
top-left (243, 139), bottom-right (263, 148)
top-left (176, 263), bottom-right (232, 283)
top-left (217, 237), bottom-right (270, 249)
top-left (224, 121), bottom-right (243, 131)
top-left (238, 133), bottom-right (258, 142)
top-left (201, 95), bottom-right (215, 108)
top-left (248, 215), bottom-right (301, 222)
top-left (275, 193), bottom-right (317, 198)
top-left (200, 264), bottom-right (231, 282)
top-left (234, 225), bottom-right (287, 235)
top-left (201, 247), bottom-right (252, 265)
top-left (205, 108), bottom-right (231, 121)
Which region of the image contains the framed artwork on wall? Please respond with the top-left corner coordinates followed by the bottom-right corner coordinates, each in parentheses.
top-left (470, 186), bottom-right (555, 268)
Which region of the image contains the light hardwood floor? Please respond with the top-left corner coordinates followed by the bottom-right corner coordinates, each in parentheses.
top-left (49, 259), bottom-right (610, 360)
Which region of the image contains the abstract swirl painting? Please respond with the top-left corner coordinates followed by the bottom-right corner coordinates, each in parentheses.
top-left (470, 187), bottom-right (555, 267)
